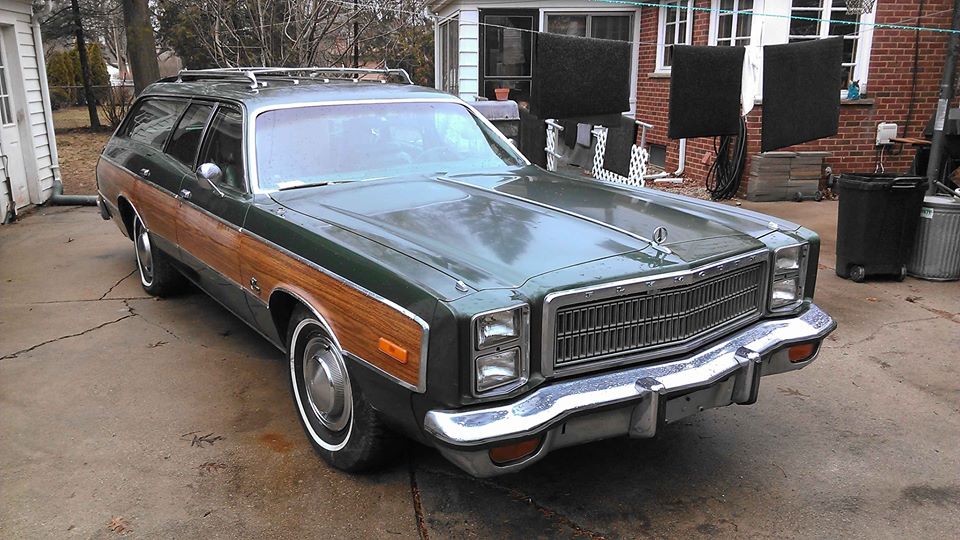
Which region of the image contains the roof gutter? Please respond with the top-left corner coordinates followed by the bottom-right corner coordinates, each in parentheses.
top-left (32, 15), bottom-right (96, 207)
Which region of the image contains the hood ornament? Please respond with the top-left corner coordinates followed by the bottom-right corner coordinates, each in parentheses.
top-left (652, 226), bottom-right (669, 245)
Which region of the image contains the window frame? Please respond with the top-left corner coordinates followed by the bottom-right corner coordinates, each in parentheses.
top-left (163, 100), bottom-right (216, 169)
top-left (656, 0), bottom-right (694, 73)
top-left (0, 39), bottom-right (14, 126)
top-left (708, 0), bottom-right (758, 47)
top-left (438, 13), bottom-right (460, 95)
top-left (786, 0), bottom-right (877, 97)
top-left (543, 11), bottom-right (635, 42)
top-left (120, 97), bottom-right (190, 151)
top-left (478, 8), bottom-right (539, 102)
top-left (196, 103), bottom-right (249, 194)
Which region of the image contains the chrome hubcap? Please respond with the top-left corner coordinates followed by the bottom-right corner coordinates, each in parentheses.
top-left (302, 336), bottom-right (351, 431)
top-left (135, 222), bottom-right (154, 284)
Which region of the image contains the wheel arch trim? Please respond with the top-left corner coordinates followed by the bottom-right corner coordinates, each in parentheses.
top-left (267, 283), bottom-right (428, 394)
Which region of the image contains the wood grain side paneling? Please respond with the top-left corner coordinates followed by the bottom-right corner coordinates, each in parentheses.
top-left (97, 158), bottom-right (177, 243)
top-left (177, 204), bottom-right (243, 285)
top-left (240, 235), bottom-right (425, 390)
top-left (100, 155), bottom-right (424, 391)
top-left (133, 180), bottom-right (179, 243)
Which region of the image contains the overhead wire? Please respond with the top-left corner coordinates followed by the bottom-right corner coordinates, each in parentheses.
top-left (233, 0), bottom-right (960, 43)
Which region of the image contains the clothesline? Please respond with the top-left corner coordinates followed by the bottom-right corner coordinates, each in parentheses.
top-left (235, 0), bottom-right (959, 43)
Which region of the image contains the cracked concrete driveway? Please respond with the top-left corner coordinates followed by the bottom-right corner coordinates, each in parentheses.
top-left (1, 203), bottom-right (958, 539)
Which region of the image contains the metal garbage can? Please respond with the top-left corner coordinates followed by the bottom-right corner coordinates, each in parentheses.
top-left (907, 196), bottom-right (960, 281)
top-left (835, 174), bottom-right (927, 282)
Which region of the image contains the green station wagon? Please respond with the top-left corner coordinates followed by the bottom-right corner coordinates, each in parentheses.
top-left (96, 67), bottom-right (836, 477)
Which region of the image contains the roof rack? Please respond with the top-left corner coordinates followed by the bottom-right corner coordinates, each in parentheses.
top-left (175, 67), bottom-right (414, 89)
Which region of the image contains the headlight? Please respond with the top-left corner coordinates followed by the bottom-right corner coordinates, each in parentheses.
top-left (476, 307), bottom-right (521, 349)
top-left (770, 244), bottom-right (808, 311)
top-left (471, 305), bottom-right (529, 395)
top-left (775, 245), bottom-right (802, 271)
top-left (771, 277), bottom-right (800, 308)
top-left (475, 348), bottom-right (521, 392)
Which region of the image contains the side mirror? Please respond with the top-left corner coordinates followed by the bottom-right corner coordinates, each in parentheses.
top-left (196, 163), bottom-right (225, 198)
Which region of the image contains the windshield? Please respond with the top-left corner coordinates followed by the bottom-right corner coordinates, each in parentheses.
top-left (254, 101), bottom-right (525, 190)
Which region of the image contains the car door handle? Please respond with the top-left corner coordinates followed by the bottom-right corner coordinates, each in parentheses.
top-left (140, 168), bottom-right (151, 177)
top-left (179, 189), bottom-right (192, 200)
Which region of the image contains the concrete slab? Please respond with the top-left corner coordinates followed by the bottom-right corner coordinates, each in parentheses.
top-left (1, 201), bottom-right (958, 539)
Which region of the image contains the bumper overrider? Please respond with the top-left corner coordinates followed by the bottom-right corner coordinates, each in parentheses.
top-left (424, 303), bottom-right (836, 477)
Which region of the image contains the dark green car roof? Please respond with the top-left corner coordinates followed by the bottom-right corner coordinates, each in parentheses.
top-left (142, 79), bottom-right (455, 109)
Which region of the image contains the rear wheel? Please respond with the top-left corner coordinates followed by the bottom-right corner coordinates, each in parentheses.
top-left (133, 213), bottom-right (184, 297)
top-left (287, 305), bottom-right (398, 472)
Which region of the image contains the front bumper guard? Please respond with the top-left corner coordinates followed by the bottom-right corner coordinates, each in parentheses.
top-left (424, 303), bottom-right (836, 476)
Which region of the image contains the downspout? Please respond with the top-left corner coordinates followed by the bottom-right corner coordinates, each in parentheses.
top-left (647, 138), bottom-right (686, 181)
top-left (32, 15), bottom-right (95, 206)
top-left (926, 0), bottom-right (960, 195)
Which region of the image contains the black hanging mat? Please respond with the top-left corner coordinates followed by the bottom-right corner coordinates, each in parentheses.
top-left (762, 37), bottom-right (843, 152)
top-left (519, 108), bottom-right (548, 168)
top-left (530, 33), bottom-right (632, 119)
top-left (604, 116), bottom-right (640, 177)
top-left (668, 45), bottom-right (745, 139)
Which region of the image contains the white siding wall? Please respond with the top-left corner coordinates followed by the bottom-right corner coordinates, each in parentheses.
top-left (1, 0), bottom-right (60, 219)
top-left (458, 10), bottom-right (480, 101)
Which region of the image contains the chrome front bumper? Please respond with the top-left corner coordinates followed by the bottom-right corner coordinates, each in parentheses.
top-left (424, 303), bottom-right (836, 477)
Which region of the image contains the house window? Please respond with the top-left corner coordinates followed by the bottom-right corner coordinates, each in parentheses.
top-left (0, 41), bottom-right (13, 125)
top-left (657, 0), bottom-right (694, 71)
top-left (788, 0), bottom-right (864, 91)
top-left (439, 16), bottom-right (459, 95)
top-left (480, 10), bottom-right (536, 102)
top-left (711, 0), bottom-right (754, 47)
top-left (545, 13), bottom-right (633, 42)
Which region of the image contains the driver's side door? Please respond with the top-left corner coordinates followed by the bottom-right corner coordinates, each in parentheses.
top-left (175, 104), bottom-right (253, 322)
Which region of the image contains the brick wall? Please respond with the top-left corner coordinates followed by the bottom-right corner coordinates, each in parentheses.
top-left (635, 0), bottom-right (955, 192)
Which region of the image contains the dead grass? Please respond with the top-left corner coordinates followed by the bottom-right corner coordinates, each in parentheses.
top-left (53, 106), bottom-right (110, 131)
top-left (53, 107), bottom-right (113, 195)
top-left (56, 130), bottom-right (111, 195)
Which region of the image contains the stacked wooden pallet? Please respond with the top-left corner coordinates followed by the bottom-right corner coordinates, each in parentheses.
top-left (745, 151), bottom-right (829, 202)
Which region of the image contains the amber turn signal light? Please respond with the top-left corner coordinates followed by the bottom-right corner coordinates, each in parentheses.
top-left (489, 436), bottom-right (542, 465)
top-left (378, 338), bottom-right (408, 364)
top-left (788, 342), bottom-right (817, 363)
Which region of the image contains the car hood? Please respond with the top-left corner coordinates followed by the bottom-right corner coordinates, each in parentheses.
top-left (269, 168), bottom-right (788, 291)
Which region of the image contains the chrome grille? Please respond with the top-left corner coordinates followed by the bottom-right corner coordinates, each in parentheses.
top-left (553, 263), bottom-right (764, 368)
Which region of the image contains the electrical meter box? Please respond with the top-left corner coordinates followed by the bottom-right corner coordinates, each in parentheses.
top-left (876, 122), bottom-right (898, 145)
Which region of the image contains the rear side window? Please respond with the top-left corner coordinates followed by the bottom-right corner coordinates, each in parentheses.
top-left (198, 107), bottom-right (245, 192)
top-left (123, 99), bottom-right (187, 149)
top-left (166, 103), bottom-right (213, 166)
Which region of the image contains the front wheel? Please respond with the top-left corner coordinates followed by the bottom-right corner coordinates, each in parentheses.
top-left (287, 306), bottom-right (399, 472)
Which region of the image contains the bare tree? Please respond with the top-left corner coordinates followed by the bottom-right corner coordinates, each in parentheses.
top-left (69, 0), bottom-right (101, 128)
top-left (158, 0), bottom-right (430, 70)
top-left (122, 0), bottom-right (160, 94)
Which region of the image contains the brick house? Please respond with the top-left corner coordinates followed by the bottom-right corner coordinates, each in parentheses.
top-left (432, 1), bottom-right (955, 191)
top-left (638, 0), bottom-right (954, 186)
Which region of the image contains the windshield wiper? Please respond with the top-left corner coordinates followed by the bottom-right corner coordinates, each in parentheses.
top-left (277, 180), bottom-right (356, 191)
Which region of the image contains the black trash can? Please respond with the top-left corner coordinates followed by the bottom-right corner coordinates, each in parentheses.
top-left (835, 174), bottom-right (927, 282)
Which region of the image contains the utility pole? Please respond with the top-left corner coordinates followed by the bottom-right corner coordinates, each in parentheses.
top-left (353, 0), bottom-right (360, 68)
top-left (926, 0), bottom-right (960, 194)
top-left (71, 0), bottom-right (101, 129)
